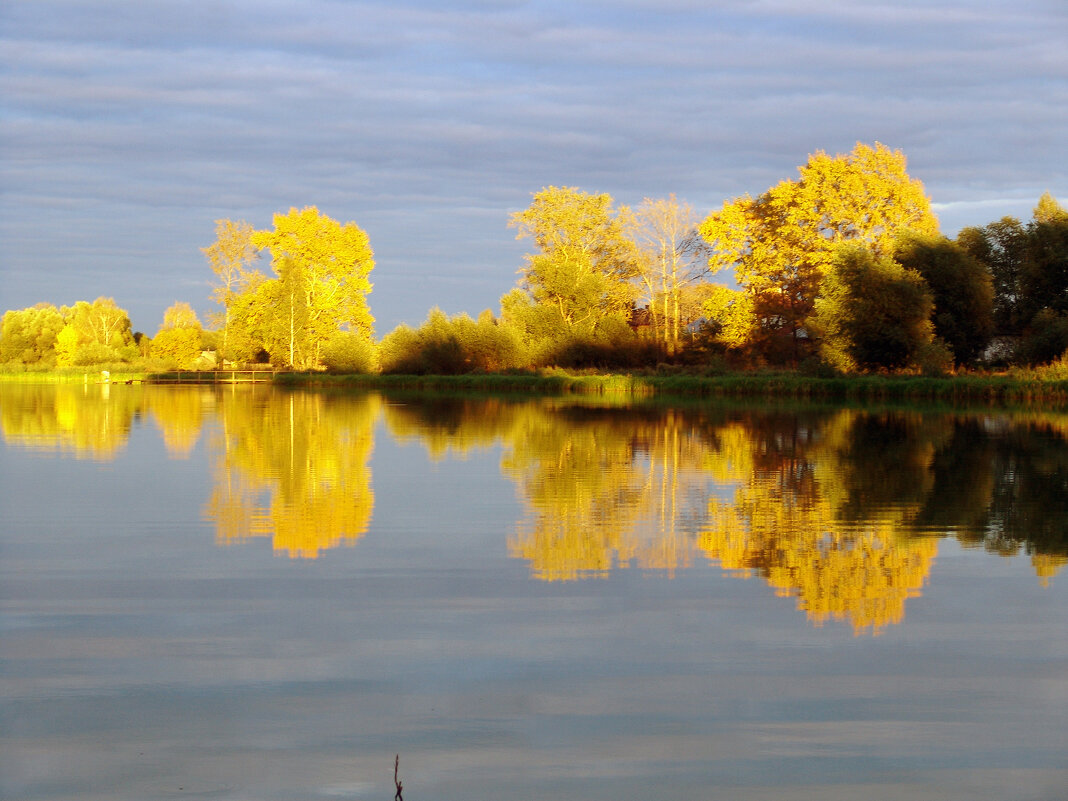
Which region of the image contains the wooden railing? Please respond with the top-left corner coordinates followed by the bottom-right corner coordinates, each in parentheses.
top-left (147, 369), bottom-right (276, 385)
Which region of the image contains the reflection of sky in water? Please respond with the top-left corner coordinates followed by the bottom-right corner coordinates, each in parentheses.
top-left (1, 387), bottom-right (1066, 801)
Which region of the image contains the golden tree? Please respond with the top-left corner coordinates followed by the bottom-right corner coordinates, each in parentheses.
top-left (699, 142), bottom-right (938, 362)
top-left (251, 207), bottom-right (375, 368)
top-left (508, 186), bottom-right (639, 336)
top-left (624, 195), bottom-right (710, 352)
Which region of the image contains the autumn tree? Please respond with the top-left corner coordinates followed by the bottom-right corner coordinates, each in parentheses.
top-left (152, 301), bottom-right (204, 368)
top-left (202, 219), bottom-right (261, 357)
top-left (379, 308), bottom-right (523, 375)
top-left (701, 284), bottom-right (755, 353)
top-left (508, 187), bottom-right (639, 337)
top-left (161, 301), bottom-right (201, 331)
top-left (894, 233), bottom-right (994, 365)
top-left (699, 142), bottom-right (939, 363)
top-left (808, 245), bottom-right (936, 372)
top-left (47, 297), bottom-right (135, 366)
top-left (68, 297), bottom-right (133, 349)
top-left (624, 195), bottom-right (710, 353)
top-left (251, 207), bottom-right (375, 368)
top-left (0, 304), bottom-right (65, 365)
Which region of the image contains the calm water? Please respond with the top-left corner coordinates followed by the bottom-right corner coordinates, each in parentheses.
top-left (1, 383), bottom-right (1066, 801)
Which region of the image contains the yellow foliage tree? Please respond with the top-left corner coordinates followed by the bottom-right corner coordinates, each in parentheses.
top-left (509, 186), bottom-right (639, 336)
top-left (624, 194), bottom-right (709, 353)
top-left (251, 207), bottom-right (375, 368)
top-left (54, 324), bottom-right (79, 367)
top-left (160, 301), bottom-right (201, 331)
top-left (701, 284), bottom-right (755, 351)
top-left (699, 142), bottom-right (939, 362)
top-left (202, 219), bottom-right (262, 357)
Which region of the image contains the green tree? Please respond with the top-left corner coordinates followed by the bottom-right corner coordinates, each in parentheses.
top-left (957, 217), bottom-right (1029, 336)
top-left (959, 194), bottom-right (1068, 363)
top-left (895, 233), bottom-right (994, 365)
top-left (251, 207), bottom-right (375, 368)
top-left (700, 142), bottom-right (939, 363)
top-left (1020, 193), bottom-right (1068, 320)
top-left (321, 331), bottom-right (378, 373)
top-left (808, 245), bottom-right (936, 372)
top-left (508, 186), bottom-right (639, 336)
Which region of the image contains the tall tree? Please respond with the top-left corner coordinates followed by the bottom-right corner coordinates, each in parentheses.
top-left (699, 142), bottom-right (938, 362)
top-left (202, 219), bottom-right (261, 355)
top-left (625, 195), bottom-right (709, 353)
top-left (1020, 193), bottom-right (1068, 318)
top-left (251, 207), bottom-right (375, 368)
top-left (508, 186), bottom-right (639, 335)
top-left (957, 217), bottom-right (1029, 336)
top-left (895, 233), bottom-right (994, 366)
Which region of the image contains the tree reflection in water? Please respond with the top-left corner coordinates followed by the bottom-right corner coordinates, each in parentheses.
top-left (3, 384), bottom-right (1064, 630)
top-left (388, 396), bottom-right (1068, 634)
top-left (0, 382), bottom-right (141, 460)
top-left (203, 390), bottom-right (378, 558)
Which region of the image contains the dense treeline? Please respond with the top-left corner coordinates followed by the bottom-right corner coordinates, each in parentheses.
top-left (3, 143), bottom-right (1067, 375)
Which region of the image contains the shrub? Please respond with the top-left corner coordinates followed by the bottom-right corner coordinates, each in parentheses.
top-left (72, 343), bottom-right (123, 366)
top-left (379, 309), bottom-right (526, 374)
top-left (321, 332), bottom-right (377, 373)
top-left (150, 327), bottom-right (203, 369)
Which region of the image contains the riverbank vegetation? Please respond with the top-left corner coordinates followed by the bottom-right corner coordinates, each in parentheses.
top-left (3, 143), bottom-right (1067, 386)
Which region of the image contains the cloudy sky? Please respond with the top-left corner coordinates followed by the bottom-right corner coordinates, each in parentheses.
top-left (2, 0), bottom-right (1065, 334)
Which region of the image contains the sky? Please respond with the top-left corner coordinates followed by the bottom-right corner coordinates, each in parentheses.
top-left (1, 0), bottom-right (1066, 335)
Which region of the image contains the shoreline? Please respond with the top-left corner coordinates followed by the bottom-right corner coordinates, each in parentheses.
top-left (4, 368), bottom-right (1068, 408)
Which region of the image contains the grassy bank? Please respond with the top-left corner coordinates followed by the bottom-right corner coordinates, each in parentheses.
top-left (0, 366), bottom-right (149, 384)
top-left (5, 366), bottom-right (1068, 407)
top-left (276, 370), bottom-right (1068, 407)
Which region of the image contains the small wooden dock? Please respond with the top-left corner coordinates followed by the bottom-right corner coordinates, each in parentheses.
top-left (147, 370), bottom-right (276, 385)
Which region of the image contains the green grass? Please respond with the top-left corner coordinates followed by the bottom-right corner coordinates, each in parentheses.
top-left (0, 365), bottom-right (149, 383)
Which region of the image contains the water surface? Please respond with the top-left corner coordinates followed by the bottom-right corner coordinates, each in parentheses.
top-left (1, 384), bottom-right (1066, 800)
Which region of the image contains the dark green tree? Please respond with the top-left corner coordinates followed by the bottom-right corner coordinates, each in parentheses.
top-left (957, 217), bottom-right (1028, 336)
top-left (895, 233), bottom-right (994, 365)
top-left (808, 245), bottom-right (936, 372)
top-left (1020, 193), bottom-right (1068, 320)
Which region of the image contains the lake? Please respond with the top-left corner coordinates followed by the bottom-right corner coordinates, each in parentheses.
top-left (1, 382), bottom-right (1066, 801)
